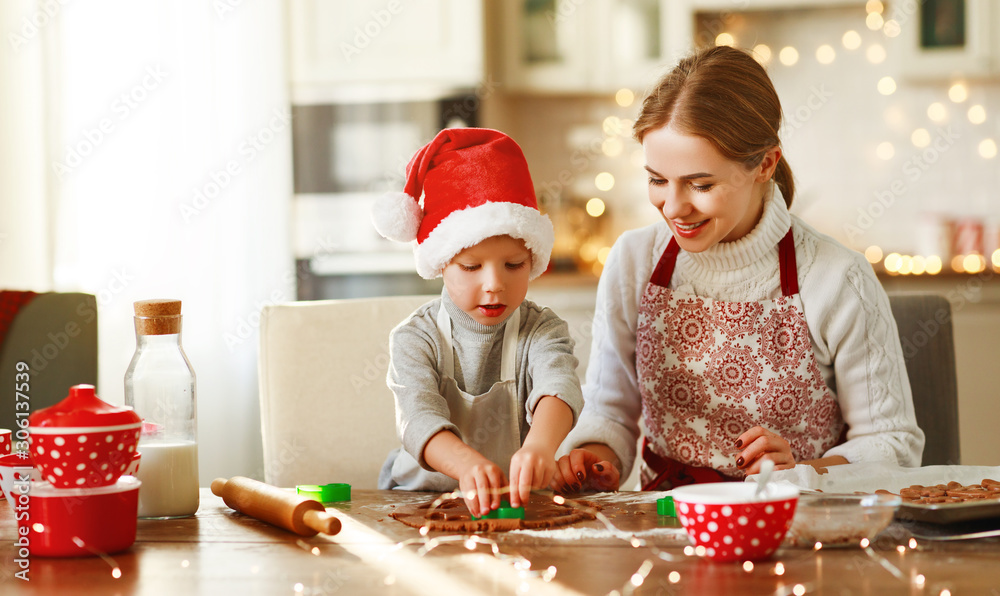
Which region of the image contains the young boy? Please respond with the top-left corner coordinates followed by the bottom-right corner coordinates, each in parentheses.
top-left (372, 128), bottom-right (582, 517)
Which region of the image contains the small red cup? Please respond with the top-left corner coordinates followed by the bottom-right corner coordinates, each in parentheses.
top-left (19, 476), bottom-right (141, 557)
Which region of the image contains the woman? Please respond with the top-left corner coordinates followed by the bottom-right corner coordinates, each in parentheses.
top-left (554, 46), bottom-right (924, 493)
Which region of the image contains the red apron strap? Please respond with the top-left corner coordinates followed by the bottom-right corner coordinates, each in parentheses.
top-left (640, 437), bottom-right (736, 491)
top-left (655, 231), bottom-right (796, 294)
top-left (778, 228), bottom-right (799, 297)
top-left (649, 237), bottom-right (681, 288)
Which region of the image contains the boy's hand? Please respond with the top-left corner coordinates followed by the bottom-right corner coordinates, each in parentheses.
top-left (458, 460), bottom-right (507, 518)
top-left (552, 448), bottom-right (620, 493)
top-left (508, 443), bottom-right (557, 508)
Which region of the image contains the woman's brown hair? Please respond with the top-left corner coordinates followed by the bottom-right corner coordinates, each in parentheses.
top-left (633, 45), bottom-right (794, 207)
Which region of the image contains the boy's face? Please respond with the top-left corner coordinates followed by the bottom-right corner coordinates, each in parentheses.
top-left (442, 235), bottom-right (532, 326)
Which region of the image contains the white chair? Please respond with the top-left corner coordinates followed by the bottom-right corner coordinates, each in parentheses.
top-left (258, 295), bottom-right (435, 489)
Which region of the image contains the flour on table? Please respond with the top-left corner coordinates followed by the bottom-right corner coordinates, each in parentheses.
top-left (509, 526), bottom-right (688, 541)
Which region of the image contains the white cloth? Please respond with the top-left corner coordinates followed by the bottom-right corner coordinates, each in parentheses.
top-left (564, 188), bottom-right (925, 482)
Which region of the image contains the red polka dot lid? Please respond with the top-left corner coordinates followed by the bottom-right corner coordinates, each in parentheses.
top-left (28, 384), bottom-right (141, 430)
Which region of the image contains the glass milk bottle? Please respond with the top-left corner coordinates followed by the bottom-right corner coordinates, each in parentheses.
top-left (124, 299), bottom-right (199, 518)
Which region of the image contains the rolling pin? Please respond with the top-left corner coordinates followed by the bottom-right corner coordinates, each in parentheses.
top-left (211, 476), bottom-right (342, 537)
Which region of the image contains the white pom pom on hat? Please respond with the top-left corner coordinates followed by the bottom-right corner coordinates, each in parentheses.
top-left (371, 191), bottom-right (422, 243)
top-left (371, 128), bottom-right (554, 280)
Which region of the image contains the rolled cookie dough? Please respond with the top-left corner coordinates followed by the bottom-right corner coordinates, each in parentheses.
top-left (390, 494), bottom-right (599, 532)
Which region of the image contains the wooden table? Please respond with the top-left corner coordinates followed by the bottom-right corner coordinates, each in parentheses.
top-left (2, 488), bottom-right (1000, 595)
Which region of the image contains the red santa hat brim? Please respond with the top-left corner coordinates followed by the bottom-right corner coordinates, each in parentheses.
top-left (413, 201), bottom-right (553, 280)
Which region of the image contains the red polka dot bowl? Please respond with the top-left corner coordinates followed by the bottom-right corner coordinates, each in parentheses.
top-left (28, 385), bottom-right (142, 489)
top-left (672, 482), bottom-right (800, 562)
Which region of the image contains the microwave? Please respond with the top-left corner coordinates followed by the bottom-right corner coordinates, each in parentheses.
top-left (291, 95), bottom-right (478, 298)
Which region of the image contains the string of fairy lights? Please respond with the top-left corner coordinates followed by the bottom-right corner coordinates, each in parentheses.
top-left (576, 0), bottom-right (999, 278)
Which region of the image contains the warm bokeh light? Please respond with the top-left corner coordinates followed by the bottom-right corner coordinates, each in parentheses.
top-left (591, 261), bottom-right (603, 277)
top-left (898, 255), bottom-right (913, 275)
top-left (884, 105), bottom-right (906, 128)
top-left (602, 137), bottom-right (623, 157)
top-left (877, 76), bottom-right (896, 95)
top-left (964, 253), bottom-right (986, 273)
top-left (668, 571), bottom-right (681, 584)
top-left (580, 241), bottom-right (599, 262)
top-left (753, 44), bottom-right (772, 64)
top-left (993, 249), bottom-right (1000, 269)
top-left (816, 44), bottom-right (836, 64)
top-left (595, 172), bottom-right (615, 191)
top-left (866, 0), bottom-right (884, 13)
top-left (884, 252), bottom-right (902, 272)
top-left (586, 197), bottom-right (606, 217)
top-left (615, 88), bottom-right (635, 107)
top-left (968, 104), bottom-right (987, 124)
top-left (911, 255), bottom-right (927, 275)
top-left (948, 82), bottom-right (969, 103)
top-left (866, 44), bottom-right (887, 64)
top-left (597, 246), bottom-right (611, 264)
top-left (865, 246), bottom-right (884, 263)
top-left (883, 19), bottom-right (901, 37)
top-left (911, 128), bottom-right (931, 148)
top-left (779, 46), bottom-right (799, 66)
top-left (716, 32), bottom-right (736, 47)
top-left (842, 30), bottom-right (862, 50)
top-left (876, 142), bottom-right (895, 160)
top-left (743, 561), bottom-right (754, 572)
top-left (793, 585), bottom-right (807, 596)
top-left (951, 255), bottom-right (966, 273)
top-left (926, 255), bottom-right (942, 275)
top-left (978, 138), bottom-right (998, 159)
top-left (927, 102), bottom-right (947, 122)
top-left (866, 12), bottom-right (884, 30)
top-left (774, 562), bottom-right (785, 576)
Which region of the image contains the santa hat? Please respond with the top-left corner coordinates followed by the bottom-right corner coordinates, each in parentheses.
top-left (371, 128), bottom-right (554, 280)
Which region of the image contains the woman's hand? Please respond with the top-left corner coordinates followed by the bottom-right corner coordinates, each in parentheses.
top-left (735, 426), bottom-right (796, 474)
top-left (508, 443), bottom-right (557, 508)
top-left (551, 447), bottom-right (620, 493)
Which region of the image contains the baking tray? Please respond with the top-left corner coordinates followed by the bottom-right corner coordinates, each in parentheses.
top-left (895, 498), bottom-right (1000, 524)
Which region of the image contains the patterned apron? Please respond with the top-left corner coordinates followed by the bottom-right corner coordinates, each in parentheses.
top-left (390, 304), bottom-right (522, 492)
top-left (637, 229), bottom-right (843, 490)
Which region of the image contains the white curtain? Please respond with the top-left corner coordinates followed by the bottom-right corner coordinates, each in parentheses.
top-left (0, 0), bottom-right (51, 289)
top-left (4, 0), bottom-right (293, 484)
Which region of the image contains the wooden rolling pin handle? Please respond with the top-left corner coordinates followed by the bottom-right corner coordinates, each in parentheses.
top-left (303, 509), bottom-right (342, 536)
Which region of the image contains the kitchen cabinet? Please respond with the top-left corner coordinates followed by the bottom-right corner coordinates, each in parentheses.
top-left (896, 0), bottom-right (1000, 81)
top-left (287, 0), bottom-right (484, 103)
top-left (501, 0), bottom-right (670, 93)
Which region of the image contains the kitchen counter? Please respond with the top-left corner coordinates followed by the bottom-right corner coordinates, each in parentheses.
top-left (3, 488), bottom-right (1000, 595)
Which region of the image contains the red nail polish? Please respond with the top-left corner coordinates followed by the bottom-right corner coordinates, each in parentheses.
top-left (735, 439), bottom-right (743, 448)
top-left (736, 456), bottom-right (745, 468)
top-left (595, 463), bottom-right (604, 472)
top-left (576, 471), bottom-right (584, 482)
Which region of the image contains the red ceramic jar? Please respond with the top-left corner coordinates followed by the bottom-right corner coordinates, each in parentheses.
top-left (28, 385), bottom-right (142, 488)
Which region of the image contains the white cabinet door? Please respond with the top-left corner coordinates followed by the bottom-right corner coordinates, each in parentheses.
top-left (896, 0), bottom-right (999, 81)
top-left (289, 0), bottom-right (484, 103)
top-left (502, 0), bottom-right (669, 93)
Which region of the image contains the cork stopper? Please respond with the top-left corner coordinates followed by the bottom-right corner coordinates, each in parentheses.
top-left (134, 299), bottom-right (182, 335)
